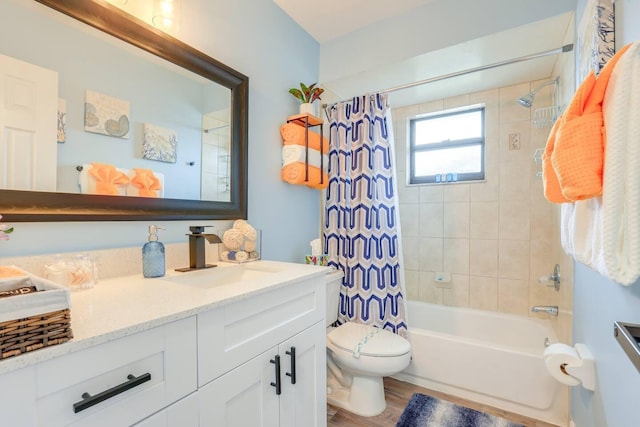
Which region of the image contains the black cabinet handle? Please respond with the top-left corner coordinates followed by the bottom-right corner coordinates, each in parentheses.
top-left (73, 373), bottom-right (151, 413)
top-left (270, 355), bottom-right (281, 395)
top-left (285, 346), bottom-right (296, 385)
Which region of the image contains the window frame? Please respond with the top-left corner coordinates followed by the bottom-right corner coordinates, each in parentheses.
top-left (408, 106), bottom-right (486, 185)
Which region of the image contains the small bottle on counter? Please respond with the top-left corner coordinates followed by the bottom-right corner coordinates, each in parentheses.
top-left (142, 225), bottom-right (166, 278)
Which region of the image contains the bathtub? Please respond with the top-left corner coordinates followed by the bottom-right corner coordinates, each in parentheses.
top-left (394, 301), bottom-right (569, 426)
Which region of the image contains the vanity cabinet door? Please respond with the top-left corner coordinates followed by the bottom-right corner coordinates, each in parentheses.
top-left (279, 321), bottom-right (326, 427)
top-left (0, 366), bottom-right (37, 426)
top-left (199, 346), bottom-right (279, 427)
top-left (197, 276), bottom-right (324, 386)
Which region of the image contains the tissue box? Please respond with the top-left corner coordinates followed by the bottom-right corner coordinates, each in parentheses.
top-left (305, 254), bottom-right (328, 266)
top-left (218, 229), bottom-right (261, 263)
top-left (0, 266), bottom-right (73, 360)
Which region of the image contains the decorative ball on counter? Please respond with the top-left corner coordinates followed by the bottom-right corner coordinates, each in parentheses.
top-left (235, 251), bottom-right (249, 262)
top-left (249, 251), bottom-right (260, 260)
top-left (234, 220), bottom-right (257, 240)
top-left (244, 239), bottom-right (257, 252)
top-left (220, 250), bottom-right (230, 261)
top-left (227, 251), bottom-right (237, 260)
top-left (222, 228), bottom-right (244, 250)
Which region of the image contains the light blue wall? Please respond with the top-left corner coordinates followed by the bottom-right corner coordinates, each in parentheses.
top-left (0, 0), bottom-right (320, 262)
top-left (571, 1), bottom-right (640, 426)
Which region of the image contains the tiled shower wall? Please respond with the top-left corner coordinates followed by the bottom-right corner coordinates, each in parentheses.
top-left (393, 79), bottom-right (571, 333)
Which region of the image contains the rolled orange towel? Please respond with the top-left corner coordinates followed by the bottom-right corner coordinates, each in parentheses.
top-left (280, 123), bottom-right (329, 154)
top-left (89, 163), bottom-right (130, 195)
top-left (130, 168), bottom-right (162, 198)
top-left (281, 162), bottom-right (328, 189)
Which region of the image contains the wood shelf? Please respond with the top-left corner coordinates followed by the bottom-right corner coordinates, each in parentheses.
top-left (286, 113), bottom-right (323, 127)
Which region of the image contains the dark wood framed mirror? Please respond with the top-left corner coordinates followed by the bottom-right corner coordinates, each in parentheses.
top-left (0, 0), bottom-right (248, 222)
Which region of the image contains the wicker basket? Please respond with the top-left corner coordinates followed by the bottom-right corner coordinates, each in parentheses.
top-left (0, 266), bottom-right (73, 360)
top-left (0, 308), bottom-right (72, 360)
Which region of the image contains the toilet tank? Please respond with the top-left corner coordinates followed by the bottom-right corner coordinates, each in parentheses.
top-left (325, 270), bottom-right (344, 326)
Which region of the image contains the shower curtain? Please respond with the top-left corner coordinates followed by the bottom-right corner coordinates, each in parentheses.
top-left (323, 93), bottom-right (407, 336)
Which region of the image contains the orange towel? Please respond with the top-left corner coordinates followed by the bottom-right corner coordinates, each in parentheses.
top-left (89, 163), bottom-right (130, 195)
top-left (130, 168), bottom-right (162, 198)
top-left (543, 44), bottom-right (631, 203)
top-left (280, 123), bottom-right (329, 154)
top-left (0, 266), bottom-right (28, 279)
top-left (281, 162), bottom-right (328, 189)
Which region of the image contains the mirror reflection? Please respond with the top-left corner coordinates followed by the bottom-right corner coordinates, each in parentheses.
top-left (0, 0), bottom-right (232, 202)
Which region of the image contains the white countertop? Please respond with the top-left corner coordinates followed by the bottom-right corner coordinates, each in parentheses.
top-left (0, 260), bottom-right (329, 375)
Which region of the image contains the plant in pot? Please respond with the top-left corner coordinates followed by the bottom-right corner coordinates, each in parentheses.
top-left (289, 82), bottom-right (324, 116)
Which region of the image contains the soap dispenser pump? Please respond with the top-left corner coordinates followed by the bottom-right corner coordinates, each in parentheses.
top-left (142, 225), bottom-right (166, 278)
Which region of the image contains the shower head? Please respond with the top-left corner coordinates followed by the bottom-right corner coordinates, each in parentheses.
top-left (517, 78), bottom-right (558, 108)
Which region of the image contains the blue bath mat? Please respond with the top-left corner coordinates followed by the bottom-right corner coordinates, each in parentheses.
top-left (396, 393), bottom-right (525, 427)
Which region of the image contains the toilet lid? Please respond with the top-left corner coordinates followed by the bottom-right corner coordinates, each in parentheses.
top-left (327, 322), bottom-right (410, 357)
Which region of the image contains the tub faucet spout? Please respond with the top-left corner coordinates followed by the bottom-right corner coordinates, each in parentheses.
top-left (531, 305), bottom-right (558, 316)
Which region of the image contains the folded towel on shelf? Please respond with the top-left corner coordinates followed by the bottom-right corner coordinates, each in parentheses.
top-left (282, 145), bottom-right (328, 168)
top-left (281, 162), bottom-right (328, 189)
top-left (127, 168), bottom-right (164, 198)
top-left (280, 123), bottom-right (328, 153)
top-left (600, 42), bottom-right (640, 285)
top-left (543, 43), bottom-right (631, 203)
top-left (79, 163), bottom-right (129, 196)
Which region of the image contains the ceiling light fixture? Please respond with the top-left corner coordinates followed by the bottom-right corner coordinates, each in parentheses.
top-left (152, 0), bottom-right (181, 32)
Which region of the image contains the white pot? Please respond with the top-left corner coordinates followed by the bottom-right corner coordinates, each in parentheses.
top-left (299, 102), bottom-right (316, 116)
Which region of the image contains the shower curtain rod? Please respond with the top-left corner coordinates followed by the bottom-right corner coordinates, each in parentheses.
top-left (323, 44), bottom-right (574, 108)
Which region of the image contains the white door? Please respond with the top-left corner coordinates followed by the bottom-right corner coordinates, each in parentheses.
top-left (0, 53), bottom-right (58, 191)
top-left (279, 322), bottom-right (326, 427)
top-left (199, 347), bottom-right (279, 427)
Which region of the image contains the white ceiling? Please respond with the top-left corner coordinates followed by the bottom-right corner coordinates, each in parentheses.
top-left (274, 1), bottom-right (575, 107)
top-left (272, 0), bottom-right (436, 43)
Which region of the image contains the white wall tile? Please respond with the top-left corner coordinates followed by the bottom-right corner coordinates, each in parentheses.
top-left (470, 201), bottom-right (499, 239)
top-left (444, 94), bottom-right (470, 110)
top-left (443, 238), bottom-right (470, 274)
top-left (499, 201), bottom-right (530, 241)
top-left (419, 203), bottom-right (443, 237)
top-left (402, 236), bottom-right (420, 270)
top-left (498, 278), bottom-right (529, 315)
top-left (420, 185), bottom-right (443, 203)
top-left (397, 185), bottom-right (420, 204)
top-left (419, 271), bottom-right (443, 304)
top-left (443, 274), bottom-right (470, 307)
top-left (419, 237), bottom-right (444, 272)
top-left (499, 160), bottom-right (531, 201)
top-left (498, 239), bottom-right (530, 279)
top-left (400, 204), bottom-right (420, 236)
top-left (443, 202), bottom-right (470, 238)
top-left (404, 269), bottom-right (420, 300)
top-left (418, 99), bottom-right (444, 114)
top-left (499, 83), bottom-right (531, 123)
top-left (469, 275), bottom-right (498, 311)
top-left (469, 239), bottom-right (498, 277)
top-left (443, 184), bottom-right (470, 202)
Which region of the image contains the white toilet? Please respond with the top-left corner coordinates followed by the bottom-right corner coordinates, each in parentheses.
top-left (325, 270), bottom-right (411, 417)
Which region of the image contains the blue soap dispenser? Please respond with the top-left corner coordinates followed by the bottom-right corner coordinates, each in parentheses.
top-left (142, 225), bottom-right (166, 278)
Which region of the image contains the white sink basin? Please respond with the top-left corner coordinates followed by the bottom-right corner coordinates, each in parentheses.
top-left (162, 263), bottom-right (282, 288)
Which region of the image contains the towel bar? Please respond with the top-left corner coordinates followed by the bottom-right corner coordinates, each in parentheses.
top-left (613, 321), bottom-right (640, 374)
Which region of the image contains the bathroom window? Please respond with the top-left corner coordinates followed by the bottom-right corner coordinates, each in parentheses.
top-left (408, 106), bottom-right (485, 184)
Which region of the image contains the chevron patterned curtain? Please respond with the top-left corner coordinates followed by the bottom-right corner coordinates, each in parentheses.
top-left (323, 93), bottom-right (407, 337)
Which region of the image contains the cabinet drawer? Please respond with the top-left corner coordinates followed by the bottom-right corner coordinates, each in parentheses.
top-left (198, 276), bottom-right (324, 386)
top-left (36, 316), bottom-right (197, 427)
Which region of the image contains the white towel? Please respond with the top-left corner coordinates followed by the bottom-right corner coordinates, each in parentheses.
top-left (561, 199), bottom-right (606, 275)
top-left (600, 42), bottom-right (640, 285)
top-left (281, 145), bottom-right (328, 169)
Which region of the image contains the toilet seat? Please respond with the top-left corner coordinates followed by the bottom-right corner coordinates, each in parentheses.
top-left (327, 322), bottom-right (411, 357)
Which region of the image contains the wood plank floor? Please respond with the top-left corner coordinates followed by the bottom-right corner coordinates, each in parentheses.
top-left (326, 377), bottom-right (559, 427)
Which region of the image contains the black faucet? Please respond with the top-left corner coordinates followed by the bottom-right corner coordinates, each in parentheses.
top-left (175, 226), bottom-right (222, 272)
